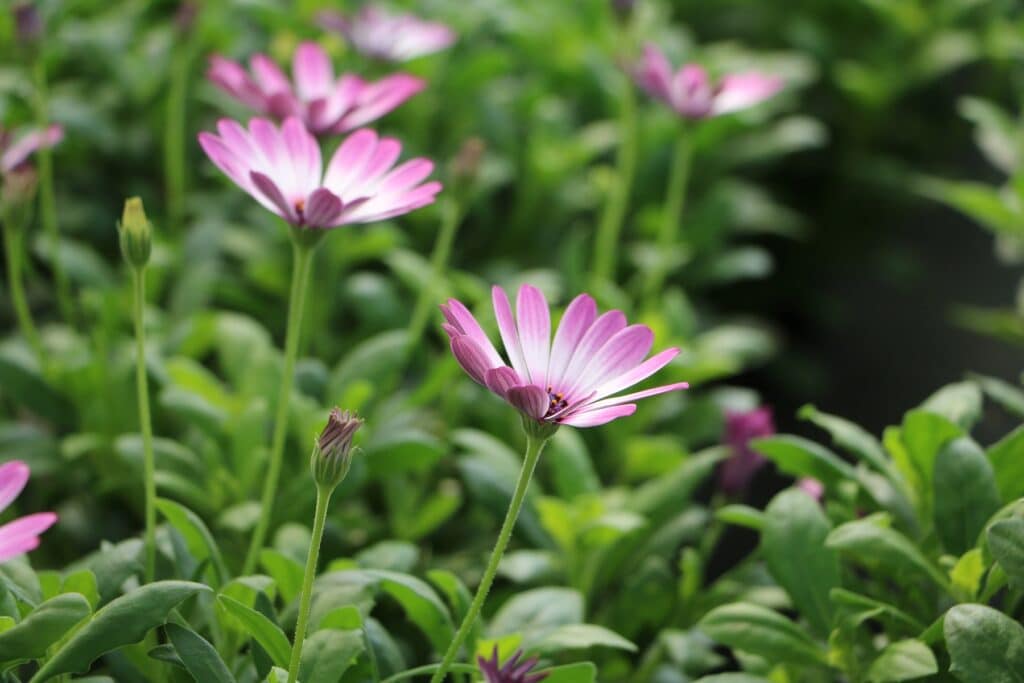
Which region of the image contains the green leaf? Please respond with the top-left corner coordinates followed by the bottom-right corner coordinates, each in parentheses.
top-left (216, 595), bottom-right (290, 668)
top-left (944, 604), bottom-right (1024, 682)
top-left (363, 570), bottom-right (454, 653)
top-left (693, 676), bottom-right (771, 683)
top-left (988, 518), bottom-right (1024, 589)
top-left (867, 639), bottom-right (937, 682)
top-left (81, 538), bottom-right (144, 604)
top-left (0, 593), bottom-right (91, 663)
top-left (33, 581), bottom-right (209, 681)
top-left (987, 425), bottom-right (1024, 502)
top-left (156, 498), bottom-right (229, 588)
top-left (716, 504), bottom-right (766, 531)
top-left (920, 382), bottom-right (982, 430)
top-left (546, 429), bottom-right (600, 499)
top-left (165, 623), bottom-right (235, 683)
top-left (628, 448), bottom-right (725, 524)
top-left (260, 549), bottom-right (304, 604)
top-left (762, 489), bottom-right (840, 635)
top-left (828, 589), bottom-right (925, 632)
top-left (299, 629), bottom-right (365, 683)
top-left (970, 373), bottom-right (1024, 419)
top-left (488, 587), bottom-right (583, 637)
top-left (699, 603), bottom-right (827, 667)
top-left (799, 404), bottom-right (894, 479)
top-left (826, 518), bottom-right (950, 592)
top-left (541, 662), bottom-right (597, 683)
top-left (533, 624), bottom-right (636, 653)
top-left (932, 438), bottom-right (1001, 555)
top-left (751, 435), bottom-right (856, 490)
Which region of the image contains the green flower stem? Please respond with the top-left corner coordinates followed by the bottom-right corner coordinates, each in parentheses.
top-left (405, 197), bottom-right (462, 358)
top-left (287, 483), bottom-right (333, 683)
top-left (2, 221), bottom-right (44, 362)
top-left (243, 237), bottom-right (317, 575)
top-left (643, 127), bottom-right (692, 304)
top-left (131, 266), bottom-right (157, 583)
top-left (164, 44), bottom-right (191, 230)
top-left (591, 75), bottom-right (638, 285)
top-left (429, 432), bottom-right (549, 683)
top-left (32, 58), bottom-right (72, 322)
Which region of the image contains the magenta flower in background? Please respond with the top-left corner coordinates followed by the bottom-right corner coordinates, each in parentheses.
top-left (207, 42), bottom-right (424, 137)
top-left (318, 7), bottom-right (455, 62)
top-left (198, 117), bottom-right (441, 228)
top-left (0, 124), bottom-right (62, 175)
top-left (478, 647), bottom-right (549, 683)
top-left (635, 44), bottom-right (782, 119)
top-left (0, 461), bottom-right (56, 563)
top-left (442, 285), bottom-right (689, 427)
top-left (798, 476), bottom-right (824, 501)
top-left (718, 407), bottom-right (775, 495)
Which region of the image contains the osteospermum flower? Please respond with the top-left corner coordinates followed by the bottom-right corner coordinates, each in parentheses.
top-left (635, 44), bottom-right (782, 119)
top-left (198, 117), bottom-right (441, 228)
top-left (478, 648), bottom-right (549, 683)
top-left (318, 7), bottom-right (455, 62)
top-left (207, 42), bottom-right (423, 136)
top-left (442, 285), bottom-right (689, 427)
top-left (0, 461), bottom-right (57, 563)
top-left (0, 124), bottom-right (62, 176)
top-left (718, 407), bottom-right (774, 495)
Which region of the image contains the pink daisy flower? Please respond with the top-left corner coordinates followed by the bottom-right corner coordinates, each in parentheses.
top-left (318, 7), bottom-right (455, 62)
top-left (635, 44), bottom-right (782, 119)
top-left (0, 124), bottom-right (63, 175)
top-left (442, 285), bottom-right (689, 427)
top-left (198, 117), bottom-right (441, 229)
top-left (207, 42), bottom-right (424, 137)
top-left (718, 407), bottom-right (775, 495)
top-left (0, 461), bottom-right (57, 563)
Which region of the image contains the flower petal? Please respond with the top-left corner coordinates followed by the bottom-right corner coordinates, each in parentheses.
top-left (558, 310), bottom-right (627, 398)
top-left (441, 299), bottom-right (504, 368)
top-left (0, 512), bottom-right (57, 562)
top-left (583, 381), bottom-right (689, 411)
top-left (570, 325), bottom-right (654, 397)
top-left (250, 54), bottom-right (292, 95)
top-left (304, 188), bottom-right (343, 227)
top-left (336, 73), bottom-right (425, 131)
top-left (323, 129), bottom-right (379, 196)
top-left (450, 336), bottom-right (492, 385)
top-left (590, 347), bottom-right (680, 401)
top-left (507, 385), bottom-right (549, 420)
top-left (559, 404), bottom-right (637, 427)
top-left (492, 286), bottom-right (529, 381)
top-left (547, 293), bottom-right (597, 390)
top-left (250, 171), bottom-right (298, 223)
top-left (711, 73), bottom-right (783, 115)
top-left (292, 42), bottom-right (334, 100)
top-left (0, 461), bottom-right (29, 514)
top-left (515, 285), bottom-right (551, 387)
top-left (485, 367), bottom-right (521, 397)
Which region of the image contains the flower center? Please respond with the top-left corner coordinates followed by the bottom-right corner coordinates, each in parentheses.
top-left (546, 386), bottom-right (569, 417)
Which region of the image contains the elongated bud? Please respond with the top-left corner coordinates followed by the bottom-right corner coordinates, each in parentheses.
top-left (118, 197), bottom-right (152, 269)
top-left (311, 408), bottom-right (363, 491)
top-left (12, 2), bottom-right (42, 47)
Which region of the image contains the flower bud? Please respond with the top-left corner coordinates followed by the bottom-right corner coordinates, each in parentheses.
top-left (12, 2), bottom-right (42, 47)
top-left (311, 408), bottom-right (363, 491)
top-left (118, 197), bottom-right (152, 269)
top-left (611, 0), bottom-right (635, 22)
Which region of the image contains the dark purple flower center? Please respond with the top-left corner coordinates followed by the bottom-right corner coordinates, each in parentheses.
top-left (545, 386), bottom-right (569, 417)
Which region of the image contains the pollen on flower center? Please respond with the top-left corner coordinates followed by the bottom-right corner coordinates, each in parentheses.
top-left (294, 198), bottom-right (306, 218)
top-left (546, 385), bottom-right (569, 416)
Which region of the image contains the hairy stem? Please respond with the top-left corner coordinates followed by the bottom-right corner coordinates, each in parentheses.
top-left (132, 267), bottom-right (157, 583)
top-left (287, 484), bottom-right (332, 683)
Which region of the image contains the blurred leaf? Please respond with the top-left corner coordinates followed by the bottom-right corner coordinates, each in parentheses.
top-left (944, 604), bottom-right (1024, 682)
top-left (988, 519), bottom-right (1024, 590)
top-left (165, 623), bottom-right (235, 683)
top-left (541, 662), bottom-right (597, 683)
top-left (216, 595), bottom-right (290, 668)
top-left (299, 629), bottom-right (365, 683)
top-left (488, 587), bottom-right (582, 637)
top-left (826, 517), bottom-right (950, 592)
top-left (987, 425), bottom-right (1024, 502)
top-left (533, 624), bottom-right (636, 653)
top-left (751, 435), bottom-right (856, 490)
top-left (932, 438), bottom-right (1000, 555)
top-left (157, 498), bottom-right (228, 588)
top-left (699, 602), bottom-right (827, 668)
top-left (866, 639), bottom-right (937, 682)
top-left (0, 593), bottom-right (91, 664)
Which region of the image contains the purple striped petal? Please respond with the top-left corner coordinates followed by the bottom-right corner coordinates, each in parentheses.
top-left (590, 347), bottom-right (680, 401)
top-left (336, 74), bottom-right (425, 131)
top-left (547, 293), bottom-right (597, 390)
top-left (634, 44), bottom-right (673, 101)
top-left (304, 188), bottom-right (343, 227)
top-left (507, 385), bottom-right (549, 420)
top-left (441, 299), bottom-right (504, 368)
top-left (451, 336), bottom-right (492, 385)
top-left (373, 158), bottom-right (435, 195)
top-left (569, 325), bottom-right (654, 398)
top-left (250, 54), bottom-right (292, 95)
top-left (323, 129), bottom-right (379, 196)
top-left (559, 310), bottom-right (627, 398)
top-left (0, 462), bottom-right (29, 514)
top-left (281, 117), bottom-right (322, 195)
top-left (515, 285), bottom-right (551, 386)
top-left (583, 381), bottom-right (689, 411)
top-left (250, 171), bottom-right (298, 223)
top-left (485, 367), bottom-right (521, 397)
top-left (492, 286), bottom-right (530, 381)
top-left (560, 404), bottom-right (637, 427)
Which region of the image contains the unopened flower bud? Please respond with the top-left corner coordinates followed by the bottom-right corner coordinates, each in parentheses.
top-left (311, 408), bottom-right (362, 491)
top-left (12, 2), bottom-right (42, 46)
top-left (611, 0), bottom-right (635, 22)
top-left (118, 197), bottom-right (152, 269)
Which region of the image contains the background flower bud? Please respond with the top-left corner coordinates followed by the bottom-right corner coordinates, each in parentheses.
top-left (12, 2), bottom-right (43, 47)
top-left (311, 408), bottom-right (363, 491)
top-left (118, 197), bottom-right (152, 268)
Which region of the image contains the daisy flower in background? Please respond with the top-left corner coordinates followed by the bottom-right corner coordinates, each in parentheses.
top-left (198, 117), bottom-right (441, 229)
top-left (442, 284), bottom-right (689, 428)
top-left (207, 41), bottom-right (424, 136)
top-left (635, 43), bottom-right (782, 119)
top-left (478, 648), bottom-right (549, 683)
top-left (718, 406), bottom-right (774, 495)
top-left (1, 124), bottom-right (63, 177)
top-left (0, 461), bottom-right (57, 563)
top-left (318, 7), bottom-right (455, 62)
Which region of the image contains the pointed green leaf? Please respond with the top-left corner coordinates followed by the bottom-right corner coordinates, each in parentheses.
top-left (165, 623), bottom-right (235, 683)
top-left (0, 593), bottom-right (91, 663)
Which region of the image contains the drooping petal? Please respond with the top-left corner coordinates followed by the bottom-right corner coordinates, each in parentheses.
top-left (0, 462), bottom-right (29, 514)
top-left (515, 285), bottom-right (551, 387)
top-left (507, 385), bottom-right (549, 420)
top-left (304, 188), bottom-right (344, 227)
top-left (293, 42), bottom-right (334, 101)
top-left (492, 286), bottom-right (529, 381)
top-left (485, 367), bottom-right (521, 397)
top-left (711, 72), bottom-right (783, 115)
top-left (559, 404), bottom-right (637, 427)
top-left (547, 293), bottom-right (597, 390)
top-left (451, 336), bottom-right (492, 385)
top-left (442, 299), bottom-right (504, 368)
